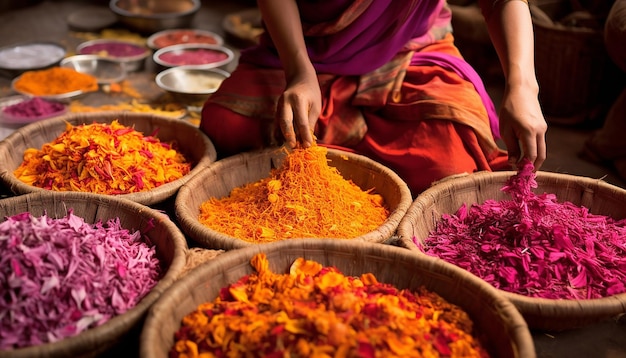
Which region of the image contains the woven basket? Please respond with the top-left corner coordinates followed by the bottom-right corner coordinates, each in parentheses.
top-left (0, 191), bottom-right (188, 358)
top-left (175, 147), bottom-right (413, 250)
top-left (531, 2), bottom-right (617, 124)
top-left (396, 170), bottom-right (626, 331)
top-left (0, 111), bottom-right (216, 206)
top-left (139, 239), bottom-right (536, 358)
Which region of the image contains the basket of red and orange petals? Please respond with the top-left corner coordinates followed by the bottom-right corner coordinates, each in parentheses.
top-left (140, 238), bottom-right (535, 358)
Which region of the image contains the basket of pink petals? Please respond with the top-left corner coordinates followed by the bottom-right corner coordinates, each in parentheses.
top-left (397, 159), bottom-right (626, 331)
top-left (0, 191), bottom-right (187, 357)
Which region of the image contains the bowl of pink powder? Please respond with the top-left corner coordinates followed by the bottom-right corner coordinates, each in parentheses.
top-left (0, 96), bottom-right (67, 125)
top-left (152, 44), bottom-right (234, 70)
top-left (77, 39), bottom-right (150, 72)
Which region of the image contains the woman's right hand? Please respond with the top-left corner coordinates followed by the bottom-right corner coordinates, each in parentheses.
top-left (257, 0), bottom-right (321, 149)
top-left (276, 62), bottom-right (321, 149)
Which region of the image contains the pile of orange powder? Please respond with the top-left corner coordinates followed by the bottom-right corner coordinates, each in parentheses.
top-left (198, 145), bottom-right (390, 243)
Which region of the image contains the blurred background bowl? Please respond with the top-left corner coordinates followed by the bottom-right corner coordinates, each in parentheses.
top-left (11, 76), bottom-right (86, 103)
top-left (60, 55), bottom-right (127, 84)
top-left (156, 66), bottom-right (230, 103)
top-left (0, 41), bottom-right (66, 78)
top-left (147, 28), bottom-right (224, 50)
top-left (109, 0), bottom-right (201, 35)
top-left (77, 39), bottom-right (150, 72)
top-left (152, 44), bottom-right (234, 70)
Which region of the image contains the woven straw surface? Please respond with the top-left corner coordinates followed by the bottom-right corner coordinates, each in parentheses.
top-left (175, 147), bottom-right (413, 250)
top-left (140, 239), bottom-right (536, 358)
top-left (0, 191), bottom-right (188, 358)
top-left (397, 170), bottom-right (626, 331)
top-left (0, 111), bottom-right (216, 206)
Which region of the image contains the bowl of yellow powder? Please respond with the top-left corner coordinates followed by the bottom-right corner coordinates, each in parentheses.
top-left (11, 66), bottom-right (99, 102)
top-left (174, 145), bottom-right (413, 250)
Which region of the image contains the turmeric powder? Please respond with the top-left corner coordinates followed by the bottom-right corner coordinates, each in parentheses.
top-left (13, 67), bottom-right (99, 96)
top-left (198, 145), bottom-right (389, 242)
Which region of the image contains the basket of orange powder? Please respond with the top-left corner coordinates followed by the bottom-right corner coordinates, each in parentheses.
top-left (396, 162), bottom-right (626, 331)
top-left (0, 111), bottom-right (216, 206)
top-left (174, 144), bottom-right (413, 250)
top-left (139, 238), bottom-right (536, 358)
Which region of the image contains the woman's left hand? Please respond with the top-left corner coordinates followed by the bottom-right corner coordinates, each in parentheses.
top-left (498, 83), bottom-right (548, 171)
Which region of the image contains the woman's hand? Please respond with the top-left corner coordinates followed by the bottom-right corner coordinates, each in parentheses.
top-left (479, 0), bottom-right (548, 170)
top-left (498, 83), bottom-right (547, 170)
top-left (276, 62), bottom-right (321, 149)
top-left (257, 0), bottom-right (321, 149)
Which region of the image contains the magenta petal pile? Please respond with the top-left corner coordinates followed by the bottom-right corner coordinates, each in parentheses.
top-left (416, 159), bottom-right (626, 300)
top-left (0, 211), bottom-right (162, 349)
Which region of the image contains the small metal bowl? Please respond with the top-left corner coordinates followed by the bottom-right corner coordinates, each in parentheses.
top-left (109, 0), bottom-right (201, 34)
top-left (60, 55), bottom-right (127, 84)
top-left (77, 39), bottom-right (150, 72)
top-left (156, 66), bottom-right (230, 103)
top-left (153, 44), bottom-right (234, 70)
top-left (147, 28), bottom-right (224, 50)
top-left (11, 76), bottom-right (88, 103)
top-left (0, 41), bottom-right (66, 78)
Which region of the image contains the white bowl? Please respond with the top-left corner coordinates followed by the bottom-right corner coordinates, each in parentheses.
top-left (156, 66), bottom-right (230, 102)
top-left (0, 41), bottom-right (66, 76)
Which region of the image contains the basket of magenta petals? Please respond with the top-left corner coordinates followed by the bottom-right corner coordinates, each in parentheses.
top-left (397, 159), bottom-right (626, 331)
top-left (0, 191), bottom-right (187, 357)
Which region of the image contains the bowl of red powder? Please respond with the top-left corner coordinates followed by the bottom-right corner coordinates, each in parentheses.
top-left (152, 44), bottom-right (234, 70)
top-left (146, 28), bottom-right (223, 50)
top-left (0, 96), bottom-right (67, 124)
top-left (77, 39), bottom-right (150, 72)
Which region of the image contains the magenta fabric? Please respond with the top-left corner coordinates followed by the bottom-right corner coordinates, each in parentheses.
top-left (240, 0), bottom-right (446, 75)
top-left (411, 52), bottom-right (501, 139)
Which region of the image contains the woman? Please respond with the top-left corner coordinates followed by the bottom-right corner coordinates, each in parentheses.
top-left (201, 0), bottom-right (547, 195)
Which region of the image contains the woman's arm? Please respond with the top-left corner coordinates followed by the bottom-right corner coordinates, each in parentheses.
top-left (479, 0), bottom-right (548, 170)
top-left (257, 0), bottom-right (321, 149)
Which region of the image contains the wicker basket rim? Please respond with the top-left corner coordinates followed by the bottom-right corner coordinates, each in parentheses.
top-left (175, 146), bottom-right (413, 249)
top-left (0, 111), bottom-right (216, 206)
top-left (0, 191), bottom-right (188, 357)
top-left (140, 238), bottom-right (536, 358)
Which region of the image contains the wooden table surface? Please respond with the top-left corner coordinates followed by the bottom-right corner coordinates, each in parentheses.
top-left (0, 1), bottom-right (625, 357)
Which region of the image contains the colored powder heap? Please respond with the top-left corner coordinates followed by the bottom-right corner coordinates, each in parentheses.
top-left (3, 97), bottom-right (65, 118)
top-left (0, 211), bottom-right (161, 349)
top-left (14, 120), bottom-right (191, 194)
top-left (418, 159), bottom-right (626, 299)
top-left (198, 145), bottom-right (390, 242)
top-left (171, 253), bottom-right (488, 358)
top-left (13, 67), bottom-right (98, 96)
